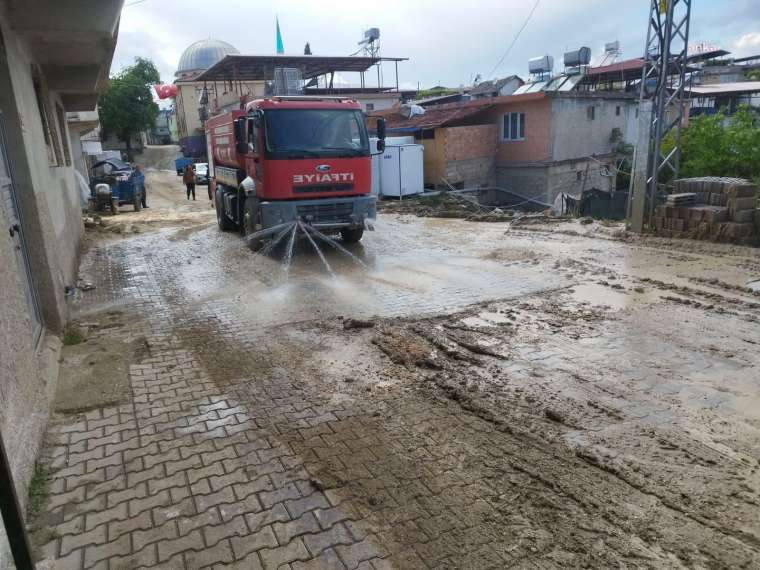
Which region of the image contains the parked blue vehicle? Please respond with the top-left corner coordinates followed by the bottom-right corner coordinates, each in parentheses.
top-left (175, 157), bottom-right (194, 175)
top-left (89, 158), bottom-right (144, 213)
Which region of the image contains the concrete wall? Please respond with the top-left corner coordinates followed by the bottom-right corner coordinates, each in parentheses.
top-left (547, 157), bottom-right (615, 197)
top-left (549, 96), bottom-right (637, 162)
top-left (351, 93), bottom-right (402, 113)
top-left (176, 80), bottom-right (265, 142)
top-left (0, 8), bottom-right (89, 565)
top-left (1, 13), bottom-right (83, 330)
top-left (495, 165), bottom-right (549, 201)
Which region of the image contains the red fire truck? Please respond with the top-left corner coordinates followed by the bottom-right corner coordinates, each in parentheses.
top-left (205, 97), bottom-right (385, 244)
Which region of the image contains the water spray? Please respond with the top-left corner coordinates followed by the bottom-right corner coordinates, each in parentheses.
top-left (298, 221), bottom-right (334, 275)
top-left (248, 218), bottom-right (369, 277)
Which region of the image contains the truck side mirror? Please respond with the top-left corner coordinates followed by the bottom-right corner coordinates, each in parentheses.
top-left (376, 117), bottom-right (386, 140)
top-left (376, 139), bottom-right (385, 153)
top-left (233, 117), bottom-right (247, 155)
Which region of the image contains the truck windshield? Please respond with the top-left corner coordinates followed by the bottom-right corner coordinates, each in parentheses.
top-left (264, 109), bottom-right (369, 158)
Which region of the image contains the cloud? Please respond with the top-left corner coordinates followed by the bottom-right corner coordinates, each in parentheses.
top-left (109, 0), bottom-right (757, 88)
top-left (731, 33), bottom-right (760, 58)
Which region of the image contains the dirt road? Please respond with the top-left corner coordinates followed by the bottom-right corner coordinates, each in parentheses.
top-left (36, 169), bottom-right (760, 569)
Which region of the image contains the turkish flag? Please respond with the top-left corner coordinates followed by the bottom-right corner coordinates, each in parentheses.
top-left (153, 84), bottom-right (178, 99)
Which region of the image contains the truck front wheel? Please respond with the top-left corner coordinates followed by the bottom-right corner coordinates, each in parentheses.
top-left (341, 227), bottom-right (364, 243)
top-left (243, 198), bottom-right (262, 249)
top-left (216, 190), bottom-right (235, 231)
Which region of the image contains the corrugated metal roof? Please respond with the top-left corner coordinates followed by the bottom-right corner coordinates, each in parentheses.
top-left (686, 82), bottom-right (760, 96)
top-left (588, 58), bottom-right (645, 75)
top-left (371, 92), bottom-right (546, 130)
top-left (195, 55), bottom-right (407, 81)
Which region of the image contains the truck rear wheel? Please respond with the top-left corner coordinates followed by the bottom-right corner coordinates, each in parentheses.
top-left (341, 227), bottom-right (364, 243)
top-left (216, 189), bottom-right (235, 231)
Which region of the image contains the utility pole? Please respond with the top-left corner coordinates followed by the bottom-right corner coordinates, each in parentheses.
top-left (628, 0), bottom-right (692, 232)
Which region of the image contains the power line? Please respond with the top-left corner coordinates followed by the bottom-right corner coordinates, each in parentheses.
top-left (124, 0), bottom-right (149, 7)
top-left (488, 0), bottom-right (541, 78)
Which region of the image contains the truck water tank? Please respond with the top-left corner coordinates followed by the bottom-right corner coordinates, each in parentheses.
top-left (529, 55), bottom-right (554, 75)
top-left (564, 47), bottom-right (591, 67)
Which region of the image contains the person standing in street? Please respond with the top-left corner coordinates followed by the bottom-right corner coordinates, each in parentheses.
top-left (134, 165), bottom-right (148, 208)
top-left (183, 164), bottom-right (196, 200)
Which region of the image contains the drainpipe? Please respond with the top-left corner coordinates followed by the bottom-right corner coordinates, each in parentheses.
top-left (0, 430), bottom-right (34, 569)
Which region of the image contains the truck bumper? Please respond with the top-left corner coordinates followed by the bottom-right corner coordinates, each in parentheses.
top-left (259, 196), bottom-right (376, 230)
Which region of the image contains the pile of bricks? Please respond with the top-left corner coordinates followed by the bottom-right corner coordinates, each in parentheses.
top-left (654, 177), bottom-right (759, 243)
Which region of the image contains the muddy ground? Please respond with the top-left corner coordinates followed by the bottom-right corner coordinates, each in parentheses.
top-left (377, 192), bottom-right (519, 222)
top-left (43, 162), bottom-right (760, 568)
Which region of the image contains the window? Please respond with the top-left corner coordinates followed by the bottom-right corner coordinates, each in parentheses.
top-left (502, 112), bottom-right (526, 141)
top-left (616, 105), bottom-right (621, 116)
top-left (55, 103), bottom-right (72, 166)
top-left (264, 109), bottom-right (369, 157)
top-left (247, 119), bottom-right (257, 152)
top-left (365, 103), bottom-right (375, 112)
top-left (587, 106), bottom-right (596, 120)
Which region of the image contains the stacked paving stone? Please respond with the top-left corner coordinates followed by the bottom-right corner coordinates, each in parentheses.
top-left (654, 177), bottom-right (759, 243)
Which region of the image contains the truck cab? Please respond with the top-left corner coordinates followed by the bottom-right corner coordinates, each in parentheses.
top-left (207, 97), bottom-right (385, 244)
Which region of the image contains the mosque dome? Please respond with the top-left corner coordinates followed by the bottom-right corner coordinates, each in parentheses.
top-left (176, 39), bottom-right (239, 77)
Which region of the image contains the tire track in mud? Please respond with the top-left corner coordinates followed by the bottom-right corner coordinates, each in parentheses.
top-left (371, 306), bottom-right (760, 567)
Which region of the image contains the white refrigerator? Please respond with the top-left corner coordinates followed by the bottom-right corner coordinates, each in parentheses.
top-left (379, 144), bottom-right (424, 198)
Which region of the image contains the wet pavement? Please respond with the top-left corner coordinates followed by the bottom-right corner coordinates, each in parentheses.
top-left (36, 171), bottom-right (760, 569)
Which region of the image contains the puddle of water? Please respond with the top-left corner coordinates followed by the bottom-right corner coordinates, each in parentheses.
top-left (568, 282), bottom-right (660, 311)
top-left (747, 279), bottom-right (760, 292)
top-left (461, 311), bottom-right (513, 328)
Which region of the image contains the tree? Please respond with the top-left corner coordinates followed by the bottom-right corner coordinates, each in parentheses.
top-left (98, 57), bottom-right (160, 160)
top-left (304, 42), bottom-right (312, 55)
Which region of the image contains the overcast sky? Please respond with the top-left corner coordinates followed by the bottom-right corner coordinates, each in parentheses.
top-left (113, 0), bottom-right (760, 89)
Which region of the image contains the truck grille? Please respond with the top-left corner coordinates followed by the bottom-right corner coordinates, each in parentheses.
top-left (293, 184), bottom-right (354, 194)
top-left (296, 202), bottom-right (353, 222)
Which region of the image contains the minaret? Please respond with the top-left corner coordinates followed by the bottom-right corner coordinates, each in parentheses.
top-left (276, 16), bottom-right (284, 54)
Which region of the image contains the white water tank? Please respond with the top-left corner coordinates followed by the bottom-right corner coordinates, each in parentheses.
top-left (529, 55), bottom-right (554, 75)
top-left (379, 144), bottom-right (424, 198)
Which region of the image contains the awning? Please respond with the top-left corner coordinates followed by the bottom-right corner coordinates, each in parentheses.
top-left (195, 55), bottom-right (408, 82)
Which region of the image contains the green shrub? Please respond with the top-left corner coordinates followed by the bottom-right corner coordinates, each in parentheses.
top-left (663, 105), bottom-right (760, 181)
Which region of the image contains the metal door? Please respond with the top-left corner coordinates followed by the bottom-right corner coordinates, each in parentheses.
top-left (0, 110), bottom-right (42, 343)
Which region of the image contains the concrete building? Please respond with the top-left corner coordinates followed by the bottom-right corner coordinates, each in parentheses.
top-left (685, 82), bottom-right (760, 116)
top-left (487, 91), bottom-right (637, 202)
top-left (66, 110), bottom-right (101, 181)
top-left (375, 90), bottom-right (638, 202)
top-left (148, 108), bottom-right (173, 144)
top-left (301, 88), bottom-right (411, 113)
top-left (0, 1), bottom-right (121, 565)
top-left (697, 55), bottom-right (760, 85)
top-left (168, 108), bottom-right (179, 145)
top-left (100, 130), bottom-right (144, 157)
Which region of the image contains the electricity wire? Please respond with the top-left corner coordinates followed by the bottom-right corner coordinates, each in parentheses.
top-left (488, 0), bottom-right (541, 78)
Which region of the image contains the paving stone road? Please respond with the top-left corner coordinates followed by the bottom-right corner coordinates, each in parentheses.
top-left (36, 174), bottom-right (760, 569)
